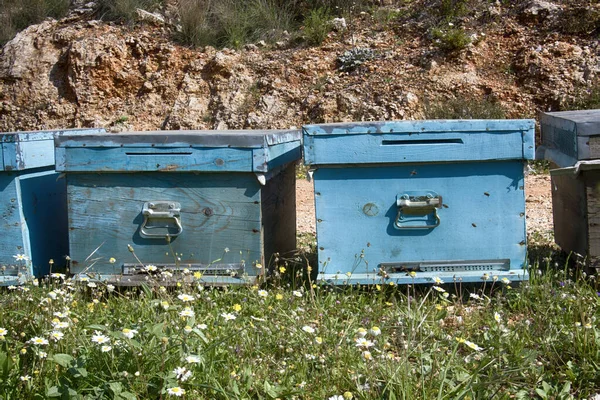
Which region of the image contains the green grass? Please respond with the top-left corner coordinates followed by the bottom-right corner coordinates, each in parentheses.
top-left (1, 246), bottom-right (599, 399)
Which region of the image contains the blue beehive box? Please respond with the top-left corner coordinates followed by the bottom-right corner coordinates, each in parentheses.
top-left (0, 128), bottom-right (105, 285)
top-left (303, 120), bottom-right (535, 285)
top-left (55, 130), bottom-right (302, 285)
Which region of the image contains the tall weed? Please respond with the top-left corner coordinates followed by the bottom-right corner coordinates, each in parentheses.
top-left (96, 0), bottom-right (163, 23)
top-left (0, 0), bottom-right (70, 45)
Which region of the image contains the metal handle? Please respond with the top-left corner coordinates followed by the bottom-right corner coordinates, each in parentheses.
top-left (394, 191), bottom-right (441, 230)
top-left (140, 201), bottom-right (182, 239)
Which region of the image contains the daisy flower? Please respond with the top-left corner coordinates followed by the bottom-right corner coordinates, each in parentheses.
top-left (369, 326), bottom-right (381, 336)
top-left (464, 340), bottom-right (483, 351)
top-left (257, 290), bottom-right (268, 298)
top-left (167, 387), bottom-right (185, 397)
top-left (179, 307), bottom-right (195, 317)
top-left (292, 290), bottom-right (303, 298)
top-left (49, 331), bottom-right (64, 342)
top-left (221, 312), bottom-right (236, 321)
top-left (13, 254), bottom-right (29, 261)
top-left (122, 328), bottom-right (137, 339)
top-left (432, 277), bottom-right (444, 285)
top-left (29, 337), bottom-right (49, 346)
top-left (355, 337), bottom-right (375, 348)
top-left (91, 334), bottom-right (110, 345)
top-left (302, 325), bottom-right (315, 334)
top-left (101, 345), bottom-right (112, 352)
top-left (0, 328), bottom-right (7, 337)
top-left (185, 355), bottom-right (201, 364)
top-left (177, 294), bottom-right (195, 302)
top-left (145, 265), bottom-right (157, 272)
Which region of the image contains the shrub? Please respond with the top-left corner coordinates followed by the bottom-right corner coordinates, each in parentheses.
top-left (336, 47), bottom-right (375, 72)
top-left (176, 0), bottom-right (297, 48)
top-left (424, 96), bottom-right (506, 119)
top-left (431, 26), bottom-right (471, 53)
top-left (96, 0), bottom-right (163, 23)
top-left (0, 0), bottom-right (70, 45)
top-left (564, 83), bottom-right (600, 111)
top-left (302, 6), bottom-right (332, 45)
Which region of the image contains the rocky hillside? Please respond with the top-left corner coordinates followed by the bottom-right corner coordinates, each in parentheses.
top-left (0, 0), bottom-right (598, 132)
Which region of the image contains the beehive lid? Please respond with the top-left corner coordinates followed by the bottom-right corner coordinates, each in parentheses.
top-left (55, 130), bottom-right (302, 173)
top-left (0, 128), bottom-right (105, 171)
top-left (303, 119), bottom-right (535, 165)
top-left (541, 110), bottom-right (600, 137)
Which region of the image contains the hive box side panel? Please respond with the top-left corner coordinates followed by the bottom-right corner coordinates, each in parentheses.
top-left (584, 170), bottom-right (600, 269)
top-left (0, 174), bottom-right (27, 284)
top-left (313, 161), bottom-right (527, 284)
top-left (18, 169), bottom-right (70, 277)
top-left (550, 172), bottom-right (588, 257)
top-left (66, 172), bottom-right (262, 280)
top-left (261, 164), bottom-right (297, 267)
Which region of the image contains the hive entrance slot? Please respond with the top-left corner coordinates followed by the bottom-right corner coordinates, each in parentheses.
top-left (122, 263), bottom-right (244, 276)
top-left (381, 139), bottom-right (463, 145)
top-left (380, 259), bottom-right (510, 273)
top-left (125, 152), bottom-right (193, 156)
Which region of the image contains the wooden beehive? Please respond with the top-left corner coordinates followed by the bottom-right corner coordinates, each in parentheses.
top-left (304, 119), bottom-right (535, 285)
top-left (55, 130), bottom-right (301, 285)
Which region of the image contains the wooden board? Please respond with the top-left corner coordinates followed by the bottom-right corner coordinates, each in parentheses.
top-left (550, 172), bottom-right (588, 258)
top-left (67, 172), bottom-right (264, 281)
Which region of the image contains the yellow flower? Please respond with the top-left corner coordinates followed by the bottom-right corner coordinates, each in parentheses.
top-left (279, 266), bottom-right (286, 274)
top-left (307, 266), bottom-right (312, 273)
top-left (275, 293), bottom-right (284, 300)
top-left (255, 263), bottom-right (263, 269)
top-left (343, 392), bottom-right (353, 400)
top-left (20, 348), bottom-right (27, 354)
top-left (409, 271), bottom-right (417, 278)
top-left (193, 271), bottom-right (203, 279)
top-left (109, 257), bottom-right (116, 264)
top-left (232, 304), bottom-right (242, 312)
top-left (455, 337), bottom-right (466, 343)
top-left (315, 336), bottom-right (323, 344)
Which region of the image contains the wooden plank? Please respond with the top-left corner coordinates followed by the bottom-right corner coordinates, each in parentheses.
top-left (56, 147), bottom-right (255, 172)
top-left (304, 130), bottom-right (530, 165)
top-left (589, 137), bottom-right (600, 160)
top-left (261, 164), bottom-right (297, 268)
top-left (585, 170), bottom-right (600, 264)
top-left (252, 140), bottom-right (302, 172)
top-left (550, 172), bottom-right (588, 256)
top-left (67, 172), bottom-right (263, 279)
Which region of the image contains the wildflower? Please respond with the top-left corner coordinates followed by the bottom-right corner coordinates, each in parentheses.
top-left (469, 293), bottom-right (482, 300)
top-left (362, 351), bottom-right (373, 360)
top-left (279, 266), bottom-right (286, 274)
top-left (179, 307), bottom-right (195, 318)
top-left (494, 312), bottom-right (501, 323)
top-left (433, 286), bottom-right (446, 293)
top-left (106, 284), bottom-right (115, 292)
top-left (343, 392), bottom-right (354, 400)
top-left (91, 334), bottom-right (110, 345)
top-left (315, 336), bottom-right (323, 344)
top-left (481, 273), bottom-right (489, 281)
top-left (0, 328), bottom-right (7, 337)
top-left (20, 348), bottom-right (27, 354)
top-left (369, 326), bottom-right (381, 336)
top-left (109, 257), bottom-right (116, 264)
top-left (20, 375), bottom-right (31, 381)
top-left (329, 396), bottom-right (344, 400)
top-left (464, 340), bottom-right (483, 351)
top-left (183, 325), bottom-right (192, 334)
top-left (29, 337), bottom-right (49, 346)
top-left (177, 294), bottom-right (195, 302)
top-left (145, 265), bottom-right (157, 272)
top-left (275, 293), bottom-right (284, 300)
top-left (122, 328), bottom-right (137, 339)
top-left (501, 277), bottom-right (511, 285)
top-left (173, 366), bottom-right (192, 381)
top-left (355, 337), bottom-right (375, 348)
top-left (13, 254), bottom-right (29, 261)
top-left (224, 247), bottom-right (230, 253)
top-left (257, 289), bottom-right (268, 297)
top-left (193, 271), bottom-right (203, 279)
top-left (232, 304), bottom-right (242, 312)
top-left (161, 301), bottom-right (169, 310)
top-left (255, 263), bottom-right (263, 269)
top-left (101, 345), bottom-right (112, 352)
top-left (47, 292), bottom-right (57, 300)
top-left (167, 387), bottom-right (186, 397)
top-left (8, 285), bottom-right (16, 290)
top-left (221, 312), bottom-right (236, 321)
top-left (345, 272), bottom-right (352, 277)
top-left (292, 290), bottom-right (303, 298)
top-left (38, 351), bottom-right (47, 358)
top-left (585, 323), bottom-right (593, 329)
top-left (51, 273), bottom-right (66, 279)
top-left (161, 271), bottom-right (173, 278)
top-left (197, 324), bottom-right (207, 330)
top-left (302, 326), bottom-right (315, 334)
top-left (49, 331), bottom-right (64, 342)
top-left (185, 355), bottom-right (201, 364)
top-left (87, 282), bottom-right (97, 288)
top-left (432, 277), bottom-right (444, 285)
top-left (356, 327), bottom-right (367, 337)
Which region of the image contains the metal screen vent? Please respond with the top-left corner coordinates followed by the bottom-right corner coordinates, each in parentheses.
top-left (381, 260), bottom-right (510, 273)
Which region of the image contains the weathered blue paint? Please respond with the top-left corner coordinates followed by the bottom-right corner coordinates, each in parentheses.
top-left (58, 130), bottom-right (301, 285)
top-left (304, 120), bottom-right (535, 285)
top-left (0, 128), bottom-right (105, 285)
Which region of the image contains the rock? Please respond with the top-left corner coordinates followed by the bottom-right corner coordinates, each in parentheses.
top-left (136, 9), bottom-right (166, 25)
top-left (331, 18), bottom-right (347, 31)
top-left (520, 0), bottom-right (561, 23)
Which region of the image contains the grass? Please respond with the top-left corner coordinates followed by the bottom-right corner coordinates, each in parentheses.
top-left (424, 95), bottom-right (507, 120)
top-left (0, 0), bottom-right (70, 45)
top-left (0, 243), bottom-right (599, 399)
